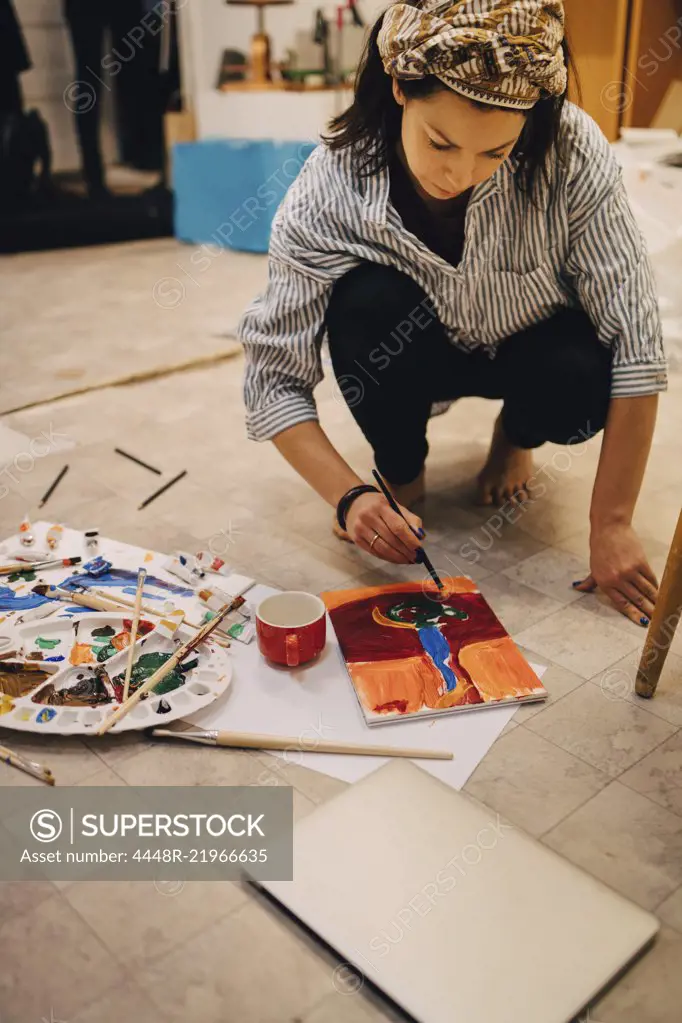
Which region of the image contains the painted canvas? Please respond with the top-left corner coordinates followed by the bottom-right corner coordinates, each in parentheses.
top-left (321, 577), bottom-right (546, 725)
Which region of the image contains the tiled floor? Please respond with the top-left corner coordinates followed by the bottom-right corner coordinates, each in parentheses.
top-left (0, 240), bottom-right (681, 1022)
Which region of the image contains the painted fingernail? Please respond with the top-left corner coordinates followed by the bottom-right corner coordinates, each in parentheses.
top-left (417, 528), bottom-right (426, 539)
top-left (572, 580), bottom-right (582, 588)
top-left (640, 617), bottom-right (650, 627)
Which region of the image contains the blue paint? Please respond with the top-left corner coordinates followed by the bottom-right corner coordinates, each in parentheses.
top-left (1, 568), bottom-right (192, 614)
top-left (36, 707), bottom-right (57, 724)
top-left (59, 568), bottom-right (193, 599)
top-left (0, 585), bottom-right (47, 612)
top-left (45, 655), bottom-right (65, 662)
top-left (83, 557), bottom-right (112, 576)
top-left (417, 625), bottom-right (459, 693)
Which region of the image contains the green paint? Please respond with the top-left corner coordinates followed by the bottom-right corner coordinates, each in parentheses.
top-left (35, 636), bottom-right (62, 650)
top-left (95, 642), bottom-right (115, 662)
top-left (112, 651), bottom-right (185, 699)
top-left (384, 598), bottom-right (469, 629)
top-left (8, 569), bottom-right (36, 583)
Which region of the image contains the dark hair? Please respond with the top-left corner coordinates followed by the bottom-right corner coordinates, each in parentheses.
top-left (323, 10), bottom-right (580, 200)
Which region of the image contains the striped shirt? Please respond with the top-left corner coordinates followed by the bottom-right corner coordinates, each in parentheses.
top-left (239, 102), bottom-right (667, 442)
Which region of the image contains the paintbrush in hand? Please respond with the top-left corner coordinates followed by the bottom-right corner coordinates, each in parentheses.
top-left (96, 595), bottom-right (245, 735)
top-left (371, 469), bottom-right (443, 589)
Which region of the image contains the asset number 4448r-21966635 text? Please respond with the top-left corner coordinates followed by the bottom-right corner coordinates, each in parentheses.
top-left (132, 849), bottom-right (268, 864)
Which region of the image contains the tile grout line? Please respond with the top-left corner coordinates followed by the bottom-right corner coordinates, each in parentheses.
top-left (536, 776), bottom-right (620, 843)
top-left (518, 693), bottom-right (681, 798)
top-left (615, 723), bottom-right (682, 818)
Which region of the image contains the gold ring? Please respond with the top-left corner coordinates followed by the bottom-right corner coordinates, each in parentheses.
top-left (369, 532), bottom-right (381, 551)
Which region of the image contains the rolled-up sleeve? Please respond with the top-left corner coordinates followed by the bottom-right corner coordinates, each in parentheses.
top-left (564, 125), bottom-right (667, 398)
top-left (239, 254), bottom-right (332, 441)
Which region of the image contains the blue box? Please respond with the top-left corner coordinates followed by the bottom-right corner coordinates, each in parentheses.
top-left (173, 138), bottom-right (317, 254)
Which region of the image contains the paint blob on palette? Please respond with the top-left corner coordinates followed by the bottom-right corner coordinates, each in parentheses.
top-left (19, 614), bottom-right (157, 667)
top-left (0, 613), bottom-right (232, 734)
top-left (321, 578), bottom-right (547, 726)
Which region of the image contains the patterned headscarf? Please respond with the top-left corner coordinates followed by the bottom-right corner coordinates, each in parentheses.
top-left (377, 0), bottom-right (567, 109)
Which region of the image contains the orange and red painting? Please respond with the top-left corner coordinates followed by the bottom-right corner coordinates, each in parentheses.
top-left (321, 577), bottom-right (546, 725)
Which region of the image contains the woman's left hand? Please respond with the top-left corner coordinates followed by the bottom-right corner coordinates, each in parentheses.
top-left (573, 522), bottom-right (658, 626)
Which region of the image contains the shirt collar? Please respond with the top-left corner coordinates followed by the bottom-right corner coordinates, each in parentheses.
top-left (361, 151), bottom-right (516, 227)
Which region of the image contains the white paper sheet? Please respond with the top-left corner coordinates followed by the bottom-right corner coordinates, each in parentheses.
top-left (190, 585), bottom-right (546, 791)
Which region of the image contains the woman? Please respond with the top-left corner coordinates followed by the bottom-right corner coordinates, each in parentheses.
top-left (238, 0), bottom-right (666, 626)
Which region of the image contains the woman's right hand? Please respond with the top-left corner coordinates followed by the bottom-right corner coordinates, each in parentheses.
top-left (345, 492), bottom-right (424, 564)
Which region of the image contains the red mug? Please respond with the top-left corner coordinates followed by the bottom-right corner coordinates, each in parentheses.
top-left (256, 591), bottom-right (326, 667)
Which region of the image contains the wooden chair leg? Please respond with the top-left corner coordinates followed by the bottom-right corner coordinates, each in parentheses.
top-left (636, 508), bottom-right (682, 698)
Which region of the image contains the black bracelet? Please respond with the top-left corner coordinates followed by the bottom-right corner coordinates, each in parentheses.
top-left (336, 485), bottom-right (380, 531)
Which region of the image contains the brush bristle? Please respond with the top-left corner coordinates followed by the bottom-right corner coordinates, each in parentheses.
top-left (32, 584), bottom-right (49, 595)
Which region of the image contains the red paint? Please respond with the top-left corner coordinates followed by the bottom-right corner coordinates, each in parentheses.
top-left (374, 699), bottom-right (408, 714)
top-left (122, 618), bottom-right (154, 635)
top-left (256, 613), bottom-right (326, 668)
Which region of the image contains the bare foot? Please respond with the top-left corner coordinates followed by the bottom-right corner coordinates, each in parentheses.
top-left (332, 469), bottom-right (426, 543)
top-left (476, 414), bottom-right (534, 506)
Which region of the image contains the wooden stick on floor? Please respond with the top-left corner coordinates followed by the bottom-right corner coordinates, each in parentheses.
top-left (151, 728), bottom-right (454, 760)
top-left (636, 507), bottom-right (682, 699)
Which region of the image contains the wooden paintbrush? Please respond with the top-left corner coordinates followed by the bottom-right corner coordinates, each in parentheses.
top-left (0, 743), bottom-right (54, 785)
top-left (91, 588), bottom-right (231, 649)
top-left (371, 469), bottom-right (443, 589)
top-left (33, 584), bottom-right (230, 650)
top-left (149, 727), bottom-right (454, 760)
top-left (122, 567), bottom-right (146, 702)
top-left (32, 584), bottom-right (123, 612)
top-left (97, 595), bottom-right (244, 734)
top-left (1, 556), bottom-right (81, 576)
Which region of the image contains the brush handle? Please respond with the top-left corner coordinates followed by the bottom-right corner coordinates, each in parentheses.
top-left (0, 746), bottom-right (54, 784)
top-left (214, 731), bottom-right (454, 760)
top-left (47, 587), bottom-right (123, 613)
top-left (371, 470), bottom-right (443, 588)
top-left (92, 590), bottom-right (231, 648)
top-left (122, 569), bottom-right (147, 703)
top-left (93, 589), bottom-right (169, 619)
top-left (182, 596), bottom-right (244, 655)
top-left (371, 469), bottom-right (419, 536)
top-left (1, 559), bottom-right (76, 575)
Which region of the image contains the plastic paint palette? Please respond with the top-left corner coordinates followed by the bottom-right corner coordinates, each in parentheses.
top-left (0, 612), bottom-right (232, 735)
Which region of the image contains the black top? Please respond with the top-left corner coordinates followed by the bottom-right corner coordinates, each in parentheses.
top-left (388, 151), bottom-right (473, 268)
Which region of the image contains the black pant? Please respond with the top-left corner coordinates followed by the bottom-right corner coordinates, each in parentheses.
top-left (63, 0), bottom-right (164, 190)
top-left (326, 263), bottom-right (612, 485)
